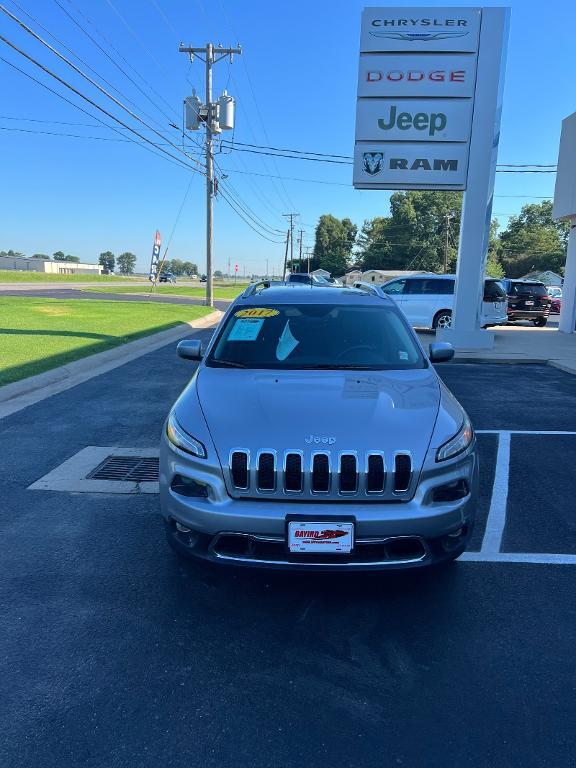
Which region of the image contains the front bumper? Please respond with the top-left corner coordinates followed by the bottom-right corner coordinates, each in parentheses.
top-left (159, 440), bottom-right (479, 571)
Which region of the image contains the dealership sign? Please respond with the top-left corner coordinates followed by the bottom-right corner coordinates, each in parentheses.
top-left (353, 6), bottom-right (505, 191)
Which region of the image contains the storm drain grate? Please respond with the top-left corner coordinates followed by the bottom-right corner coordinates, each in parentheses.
top-left (87, 455), bottom-right (159, 483)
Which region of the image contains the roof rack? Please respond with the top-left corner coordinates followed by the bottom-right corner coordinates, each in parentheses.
top-left (241, 280), bottom-right (285, 297)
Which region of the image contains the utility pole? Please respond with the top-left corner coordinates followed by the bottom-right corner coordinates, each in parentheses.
top-left (298, 229), bottom-right (303, 272)
top-left (179, 42), bottom-right (241, 306)
top-left (444, 213), bottom-right (451, 274)
top-left (283, 213), bottom-right (298, 273)
top-left (282, 228), bottom-right (290, 280)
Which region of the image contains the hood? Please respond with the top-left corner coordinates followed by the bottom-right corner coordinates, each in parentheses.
top-left (178, 367), bottom-right (441, 479)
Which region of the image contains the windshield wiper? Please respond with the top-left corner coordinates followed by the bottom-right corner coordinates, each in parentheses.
top-left (305, 364), bottom-right (379, 370)
top-left (210, 359), bottom-right (247, 368)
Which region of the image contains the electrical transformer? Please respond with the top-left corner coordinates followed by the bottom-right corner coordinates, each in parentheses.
top-left (184, 92), bottom-right (202, 130)
top-left (217, 91), bottom-right (235, 131)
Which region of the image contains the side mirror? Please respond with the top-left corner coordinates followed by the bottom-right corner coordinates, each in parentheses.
top-left (177, 339), bottom-right (203, 361)
top-left (429, 342), bottom-right (454, 363)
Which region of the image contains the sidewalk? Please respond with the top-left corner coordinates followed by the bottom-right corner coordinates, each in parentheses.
top-left (419, 323), bottom-right (576, 375)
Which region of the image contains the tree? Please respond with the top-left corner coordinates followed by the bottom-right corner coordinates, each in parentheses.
top-left (32, 253), bottom-right (50, 260)
top-left (182, 261), bottom-right (198, 277)
top-left (214, 269), bottom-right (223, 278)
top-left (52, 251), bottom-right (66, 261)
top-left (117, 252), bottom-right (137, 274)
top-left (0, 249), bottom-right (25, 258)
top-left (312, 215), bottom-right (357, 276)
top-left (98, 251), bottom-right (115, 274)
top-left (357, 191), bottom-right (463, 273)
top-left (496, 201), bottom-right (569, 278)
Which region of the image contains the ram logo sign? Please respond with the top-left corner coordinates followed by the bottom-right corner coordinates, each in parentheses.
top-left (362, 152), bottom-right (384, 175)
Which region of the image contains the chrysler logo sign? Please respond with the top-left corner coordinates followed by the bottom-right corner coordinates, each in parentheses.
top-left (370, 30), bottom-right (469, 42)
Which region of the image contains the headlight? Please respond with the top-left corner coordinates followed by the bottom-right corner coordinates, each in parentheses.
top-left (436, 415), bottom-right (473, 462)
top-left (166, 412), bottom-right (206, 458)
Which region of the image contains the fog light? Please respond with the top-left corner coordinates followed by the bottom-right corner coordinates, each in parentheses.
top-left (447, 527), bottom-right (464, 539)
top-left (171, 474), bottom-right (209, 498)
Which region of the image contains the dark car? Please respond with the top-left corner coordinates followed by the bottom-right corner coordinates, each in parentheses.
top-left (287, 273), bottom-right (332, 286)
top-left (501, 279), bottom-right (551, 326)
top-left (199, 275), bottom-right (207, 283)
top-left (159, 271), bottom-right (176, 283)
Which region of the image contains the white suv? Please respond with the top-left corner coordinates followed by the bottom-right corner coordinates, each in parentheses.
top-left (354, 274), bottom-right (508, 330)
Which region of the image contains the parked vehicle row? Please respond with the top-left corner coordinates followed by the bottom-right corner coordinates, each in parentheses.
top-left (353, 274), bottom-right (508, 330)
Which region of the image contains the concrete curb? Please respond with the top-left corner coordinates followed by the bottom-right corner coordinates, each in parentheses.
top-left (0, 310), bottom-right (222, 420)
top-left (448, 355), bottom-right (576, 375)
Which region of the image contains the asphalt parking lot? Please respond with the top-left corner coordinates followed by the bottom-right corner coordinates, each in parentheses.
top-left (1, 333), bottom-right (575, 768)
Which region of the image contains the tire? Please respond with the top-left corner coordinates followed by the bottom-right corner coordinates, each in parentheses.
top-left (433, 309), bottom-right (453, 330)
top-left (533, 317), bottom-right (547, 327)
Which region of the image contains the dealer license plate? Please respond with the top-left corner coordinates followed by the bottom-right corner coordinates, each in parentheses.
top-left (288, 521), bottom-right (354, 553)
top-left (525, 300), bottom-right (535, 306)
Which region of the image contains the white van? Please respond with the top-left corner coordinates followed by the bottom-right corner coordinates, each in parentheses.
top-left (354, 274), bottom-right (508, 329)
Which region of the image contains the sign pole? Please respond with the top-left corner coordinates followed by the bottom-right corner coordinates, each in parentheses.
top-left (440, 8), bottom-right (510, 350)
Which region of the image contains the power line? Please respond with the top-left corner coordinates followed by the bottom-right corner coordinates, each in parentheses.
top-left (0, 53), bottom-right (196, 172)
top-left (0, 4), bottom-right (203, 169)
top-left (0, 35), bottom-right (202, 174)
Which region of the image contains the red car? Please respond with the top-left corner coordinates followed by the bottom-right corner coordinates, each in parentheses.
top-left (550, 296), bottom-right (562, 313)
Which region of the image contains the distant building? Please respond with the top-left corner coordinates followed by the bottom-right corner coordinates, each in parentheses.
top-left (310, 268), bottom-right (331, 279)
top-left (521, 270), bottom-right (563, 287)
top-left (360, 269), bottom-right (425, 284)
top-left (341, 268), bottom-right (362, 286)
top-left (0, 254), bottom-right (103, 275)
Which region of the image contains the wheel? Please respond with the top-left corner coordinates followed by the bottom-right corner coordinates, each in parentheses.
top-left (433, 310), bottom-right (453, 330)
top-left (533, 317), bottom-right (547, 327)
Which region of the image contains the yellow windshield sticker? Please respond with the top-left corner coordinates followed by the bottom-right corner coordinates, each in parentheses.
top-left (235, 308), bottom-right (279, 318)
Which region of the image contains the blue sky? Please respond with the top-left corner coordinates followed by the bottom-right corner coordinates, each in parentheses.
top-left (1, 0), bottom-right (573, 274)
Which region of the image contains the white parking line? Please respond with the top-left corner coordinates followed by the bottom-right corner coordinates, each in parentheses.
top-left (480, 430), bottom-right (511, 553)
top-left (477, 430), bottom-right (576, 435)
top-left (460, 552), bottom-right (576, 565)
top-left (473, 429), bottom-right (576, 564)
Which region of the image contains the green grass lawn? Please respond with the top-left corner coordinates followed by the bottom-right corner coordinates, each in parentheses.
top-left (85, 283), bottom-right (248, 300)
top-left (0, 297), bottom-right (213, 386)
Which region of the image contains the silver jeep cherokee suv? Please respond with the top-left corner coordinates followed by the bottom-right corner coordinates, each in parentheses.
top-left (160, 283), bottom-right (478, 570)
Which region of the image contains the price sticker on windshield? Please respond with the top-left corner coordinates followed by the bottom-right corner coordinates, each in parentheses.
top-left (235, 308), bottom-right (279, 318)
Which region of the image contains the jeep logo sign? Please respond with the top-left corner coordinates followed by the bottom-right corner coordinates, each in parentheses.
top-left (356, 98), bottom-right (472, 143)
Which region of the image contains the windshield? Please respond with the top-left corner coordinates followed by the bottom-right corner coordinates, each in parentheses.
top-left (484, 280), bottom-right (507, 300)
top-left (511, 282), bottom-right (548, 297)
top-left (208, 304), bottom-right (426, 370)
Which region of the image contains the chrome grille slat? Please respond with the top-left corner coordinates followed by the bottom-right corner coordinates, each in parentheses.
top-left (339, 454), bottom-right (358, 493)
top-left (284, 453), bottom-right (303, 492)
top-left (311, 453), bottom-right (330, 493)
top-left (257, 452), bottom-right (276, 491)
top-left (394, 453), bottom-right (412, 493)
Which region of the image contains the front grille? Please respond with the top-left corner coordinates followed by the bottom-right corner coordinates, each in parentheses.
top-left (228, 449), bottom-right (414, 498)
top-left (230, 451), bottom-right (249, 489)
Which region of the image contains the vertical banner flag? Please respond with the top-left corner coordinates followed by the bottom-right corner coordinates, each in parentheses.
top-left (149, 230), bottom-right (161, 281)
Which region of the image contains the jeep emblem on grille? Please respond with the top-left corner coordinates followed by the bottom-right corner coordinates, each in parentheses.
top-left (305, 435), bottom-right (336, 445)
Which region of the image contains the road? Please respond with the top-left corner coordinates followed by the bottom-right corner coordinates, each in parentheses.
top-left (0, 287), bottom-right (231, 311)
top-left (1, 330), bottom-right (574, 768)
